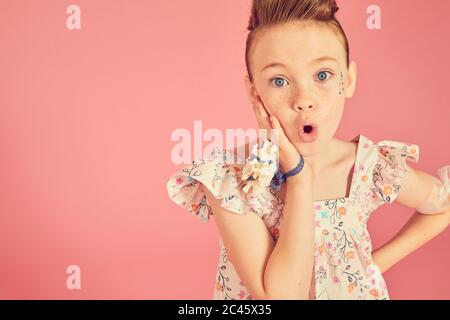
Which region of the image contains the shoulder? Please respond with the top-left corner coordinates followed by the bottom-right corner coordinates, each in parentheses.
top-left (368, 137), bottom-right (420, 205)
top-left (352, 136), bottom-right (449, 214)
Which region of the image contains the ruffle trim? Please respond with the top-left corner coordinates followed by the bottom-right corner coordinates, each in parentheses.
top-left (166, 146), bottom-right (279, 223)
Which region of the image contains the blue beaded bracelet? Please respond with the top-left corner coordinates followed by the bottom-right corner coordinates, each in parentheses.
top-left (269, 154), bottom-right (305, 191)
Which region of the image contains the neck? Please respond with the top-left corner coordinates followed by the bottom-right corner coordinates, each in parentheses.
top-left (301, 137), bottom-right (340, 177)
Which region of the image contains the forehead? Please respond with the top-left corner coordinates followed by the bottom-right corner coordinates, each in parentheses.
top-left (251, 21), bottom-right (345, 71)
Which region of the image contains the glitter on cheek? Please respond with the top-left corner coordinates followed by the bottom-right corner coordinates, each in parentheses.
top-left (338, 71), bottom-right (345, 95)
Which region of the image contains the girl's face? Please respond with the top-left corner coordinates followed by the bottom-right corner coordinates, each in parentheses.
top-left (245, 21), bottom-right (357, 156)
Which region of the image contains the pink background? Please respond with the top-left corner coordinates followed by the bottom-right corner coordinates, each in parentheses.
top-left (0, 0), bottom-right (449, 299)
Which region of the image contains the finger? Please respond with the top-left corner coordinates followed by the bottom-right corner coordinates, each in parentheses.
top-left (270, 115), bottom-right (286, 130)
top-left (267, 117), bottom-right (282, 165)
top-left (270, 115), bottom-right (298, 152)
top-left (269, 115), bottom-right (287, 145)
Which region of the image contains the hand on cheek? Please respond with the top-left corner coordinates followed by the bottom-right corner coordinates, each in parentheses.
top-left (251, 95), bottom-right (311, 176)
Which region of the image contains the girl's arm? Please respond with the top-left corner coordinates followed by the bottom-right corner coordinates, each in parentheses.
top-left (372, 165), bottom-right (450, 273)
top-left (263, 173), bottom-right (315, 299)
top-left (201, 171), bottom-right (315, 300)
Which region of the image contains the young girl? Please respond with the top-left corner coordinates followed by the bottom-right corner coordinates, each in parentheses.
top-left (166, 0), bottom-right (449, 300)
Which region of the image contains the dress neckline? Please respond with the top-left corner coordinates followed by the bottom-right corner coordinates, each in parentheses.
top-left (273, 133), bottom-right (365, 204)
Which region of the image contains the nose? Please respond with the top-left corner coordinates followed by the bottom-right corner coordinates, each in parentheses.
top-left (294, 104), bottom-right (315, 112)
top-left (291, 87), bottom-right (317, 113)
top-left (292, 99), bottom-right (317, 113)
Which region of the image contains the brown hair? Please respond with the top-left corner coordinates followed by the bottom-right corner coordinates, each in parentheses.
top-left (245, 0), bottom-right (349, 82)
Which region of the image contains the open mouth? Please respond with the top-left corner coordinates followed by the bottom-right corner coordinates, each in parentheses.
top-left (298, 123), bottom-right (318, 143)
top-left (303, 125), bottom-right (314, 134)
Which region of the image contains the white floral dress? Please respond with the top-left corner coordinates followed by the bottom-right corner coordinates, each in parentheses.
top-left (166, 133), bottom-right (449, 300)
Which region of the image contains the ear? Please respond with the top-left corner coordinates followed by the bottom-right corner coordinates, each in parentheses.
top-left (345, 61), bottom-right (357, 98)
top-left (243, 74), bottom-right (261, 106)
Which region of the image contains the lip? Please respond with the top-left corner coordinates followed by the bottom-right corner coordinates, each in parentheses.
top-left (297, 121), bottom-right (319, 143)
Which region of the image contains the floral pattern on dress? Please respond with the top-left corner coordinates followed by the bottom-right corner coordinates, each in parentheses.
top-left (370, 140), bottom-right (420, 204)
top-left (166, 133), bottom-right (445, 300)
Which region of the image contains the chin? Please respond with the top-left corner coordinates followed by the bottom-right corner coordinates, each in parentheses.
top-left (293, 134), bottom-right (327, 155)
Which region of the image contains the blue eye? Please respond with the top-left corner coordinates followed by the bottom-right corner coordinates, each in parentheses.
top-left (316, 71), bottom-right (333, 81)
top-left (270, 71), bottom-right (333, 87)
top-left (270, 77), bottom-right (288, 88)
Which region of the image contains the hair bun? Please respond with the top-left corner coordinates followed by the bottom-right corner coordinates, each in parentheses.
top-left (247, 15), bottom-right (255, 32)
top-left (330, 0), bottom-right (339, 16)
top-left (247, 6), bottom-right (260, 32)
top-left (247, 1), bottom-right (340, 32)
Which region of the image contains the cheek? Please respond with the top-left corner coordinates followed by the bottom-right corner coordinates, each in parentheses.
top-left (273, 110), bottom-right (299, 137)
top-left (259, 95), bottom-right (288, 116)
top-left (323, 104), bottom-right (345, 128)
top-left (260, 83), bottom-right (344, 117)
top-left (318, 72), bottom-right (346, 99)
top-left (317, 84), bottom-right (342, 101)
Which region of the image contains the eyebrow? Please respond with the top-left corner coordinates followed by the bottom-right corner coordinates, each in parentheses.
top-left (261, 56), bottom-right (338, 72)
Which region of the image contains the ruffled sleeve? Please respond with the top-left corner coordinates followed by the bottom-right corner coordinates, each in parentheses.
top-left (371, 139), bottom-right (420, 204)
top-left (165, 146), bottom-right (276, 223)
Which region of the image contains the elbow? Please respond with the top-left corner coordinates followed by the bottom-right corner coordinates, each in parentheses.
top-left (436, 206), bottom-right (450, 232)
top-left (439, 205), bottom-right (450, 229)
top-left (418, 205), bottom-right (450, 232)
